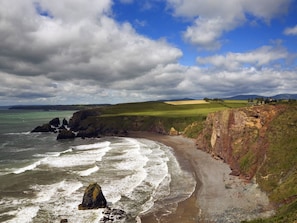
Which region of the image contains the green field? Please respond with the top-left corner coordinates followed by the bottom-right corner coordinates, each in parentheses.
top-left (79, 100), bottom-right (248, 138)
top-left (99, 100), bottom-right (248, 117)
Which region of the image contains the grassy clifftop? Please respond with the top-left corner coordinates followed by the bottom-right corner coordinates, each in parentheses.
top-left (68, 100), bottom-right (247, 136)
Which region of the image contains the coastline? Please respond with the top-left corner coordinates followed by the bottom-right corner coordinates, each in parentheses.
top-left (128, 131), bottom-right (274, 223)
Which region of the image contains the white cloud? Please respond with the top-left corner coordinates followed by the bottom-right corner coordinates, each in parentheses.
top-left (0, 0), bottom-right (184, 104)
top-left (284, 25), bottom-right (297, 35)
top-left (0, 0), bottom-right (296, 105)
top-left (197, 45), bottom-right (290, 70)
top-left (166, 0), bottom-right (291, 49)
top-left (0, 0), bottom-right (182, 80)
top-left (183, 17), bottom-right (240, 50)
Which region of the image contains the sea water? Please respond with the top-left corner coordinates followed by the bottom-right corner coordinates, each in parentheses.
top-left (0, 109), bottom-right (196, 223)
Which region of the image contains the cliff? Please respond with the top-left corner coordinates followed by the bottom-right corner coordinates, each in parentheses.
top-left (196, 105), bottom-right (285, 179)
top-left (196, 104), bottom-right (297, 222)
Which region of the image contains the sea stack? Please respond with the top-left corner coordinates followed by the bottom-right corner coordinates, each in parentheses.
top-left (78, 183), bottom-right (107, 210)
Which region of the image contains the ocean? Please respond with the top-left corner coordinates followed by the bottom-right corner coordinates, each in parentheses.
top-left (0, 109), bottom-right (196, 223)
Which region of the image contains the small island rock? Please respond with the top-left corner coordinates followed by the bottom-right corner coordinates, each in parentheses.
top-left (78, 183), bottom-right (107, 210)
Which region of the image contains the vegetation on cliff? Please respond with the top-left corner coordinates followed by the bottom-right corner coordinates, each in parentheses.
top-left (195, 104), bottom-right (297, 222)
top-left (249, 105), bottom-right (297, 222)
top-left (68, 100), bottom-right (247, 137)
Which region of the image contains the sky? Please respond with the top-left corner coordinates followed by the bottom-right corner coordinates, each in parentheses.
top-left (0, 0), bottom-right (297, 105)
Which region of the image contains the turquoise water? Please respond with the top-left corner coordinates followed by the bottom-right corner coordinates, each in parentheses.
top-left (0, 109), bottom-right (196, 223)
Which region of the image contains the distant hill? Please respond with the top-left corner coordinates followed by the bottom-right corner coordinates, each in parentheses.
top-left (225, 94), bottom-right (297, 100)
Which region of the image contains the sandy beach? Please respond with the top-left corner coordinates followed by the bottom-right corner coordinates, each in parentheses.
top-left (128, 131), bottom-right (274, 223)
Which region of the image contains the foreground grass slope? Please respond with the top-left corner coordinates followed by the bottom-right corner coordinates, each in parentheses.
top-left (247, 105), bottom-right (297, 223)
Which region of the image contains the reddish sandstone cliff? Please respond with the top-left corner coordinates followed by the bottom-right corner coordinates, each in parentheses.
top-left (196, 105), bottom-right (286, 180)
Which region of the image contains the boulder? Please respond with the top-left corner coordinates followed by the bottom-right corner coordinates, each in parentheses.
top-left (49, 117), bottom-right (60, 127)
top-left (100, 207), bottom-right (128, 223)
top-left (169, 127), bottom-right (179, 136)
top-left (78, 183), bottom-right (107, 210)
top-left (31, 123), bottom-right (55, 133)
top-left (57, 129), bottom-right (75, 140)
top-left (62, 118), bottom-right (68, 126)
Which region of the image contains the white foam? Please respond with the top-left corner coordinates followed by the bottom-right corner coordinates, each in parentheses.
top-left (13, 158), bottom-right (46, 174)
top-left (73, 141), bottom-right (111, 151)
top-left (5, 206), bottom-right (40, 223)
top-left (44, 145), bottom-right (111, 168)
top-left (77, 165), bottom-right (99, 176)
top-left (33, 180), bottom-right (105, 223)
top-left (32, 180), bottom-right (83, 203)
top-left (5, 131), bottom-right (31, 135)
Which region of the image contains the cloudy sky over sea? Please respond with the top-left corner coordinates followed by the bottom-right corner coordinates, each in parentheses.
top-left (1, 0), bottom-right (297, 105)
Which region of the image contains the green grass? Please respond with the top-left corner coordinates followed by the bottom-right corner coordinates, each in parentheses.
top-left (248, 105), bottom-right (297, 223)
top-left (99, 100), bottom-right (248, 117)
top-left (79, 100), bottom-right (248, 138)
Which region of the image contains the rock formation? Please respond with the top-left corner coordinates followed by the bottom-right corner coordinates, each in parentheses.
top-left (49, 117), bottom-right (60, 127)
top-left (31, 123), bottom-right (56, 133)
top-left (78, 183), bottom-right (107, 210)
top-left (100, 207), bottom-right (128, 223)
top-left (57, 129), bottom-right (75, 140)
top-left (169, 127), bottom-right (179, 136)
top-left (196, 105), bottom-right (285, 180)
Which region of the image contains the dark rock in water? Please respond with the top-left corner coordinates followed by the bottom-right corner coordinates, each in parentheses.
top-left (78, 183), bottom-right (107, 210)
top-left (100, 207), bottom-right (128, 223)
top-left (49, 117), bottom-right (60, 127)
top-left (58, 125), bottom-right (67, 130)
top-left (57, 129), bottom-right (75, 140)
top-left (31, 123), bottom-right (55, 133)
top-left (60, 219), bottom-right (68, 223)
top-left (62, 118), bottom-right (68, 126)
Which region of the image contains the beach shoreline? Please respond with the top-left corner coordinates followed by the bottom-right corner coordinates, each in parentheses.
top-left (128, 131), bottom-right (274, 223)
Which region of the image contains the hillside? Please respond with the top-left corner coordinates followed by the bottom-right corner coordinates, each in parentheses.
top-left (196, 104), bottom-right (297, 222)
top-left (66, 100), bottom-right (247, 138)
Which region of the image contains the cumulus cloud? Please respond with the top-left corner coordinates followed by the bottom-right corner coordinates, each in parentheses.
top-left (197, 45), bottom-right (290, 70)
top-left (284, 25), bottom-right (297, 35)
top-left (0, 0), bottom-right (183, 104)
top-left (0, 0), bottom-right (296, 105)
top-left (166, 0), bottom-right (291, 49)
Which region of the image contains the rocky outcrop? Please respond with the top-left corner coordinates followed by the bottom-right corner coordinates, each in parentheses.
top-left (31, 123), bottom-right (56, 133)
top-left (62, 118), bottom-right (68, 126)
top-left (196, 105), bottom-right (285, 180)
top-left (100, 207), bottom-right (128, 223)
top-left (78, 183), bottom-right (107, 210)
top-left (169, 127), bottom-right (179, 136)
top-left (57, 129), bottom-right (75, 140)
top-left (78, 183), bottom-right (129, 222)
top-left (68, 109), bottom-right (101, 131)
top-left (31, 117), bottom-right (69, 134)
top-left (49, 117), bottom-right (60, 127)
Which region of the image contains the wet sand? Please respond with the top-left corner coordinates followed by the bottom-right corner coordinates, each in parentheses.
top-left (128, 131), bottom-right (274, 223)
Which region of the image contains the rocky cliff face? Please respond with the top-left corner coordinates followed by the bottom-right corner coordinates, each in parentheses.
top-left (196, 105), bottom-right (286, 180)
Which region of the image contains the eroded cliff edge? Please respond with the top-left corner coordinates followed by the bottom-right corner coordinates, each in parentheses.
top-left (196, 104), bottom-right (297, 222)
top-left (196, 105), bottom-right (283, 179)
